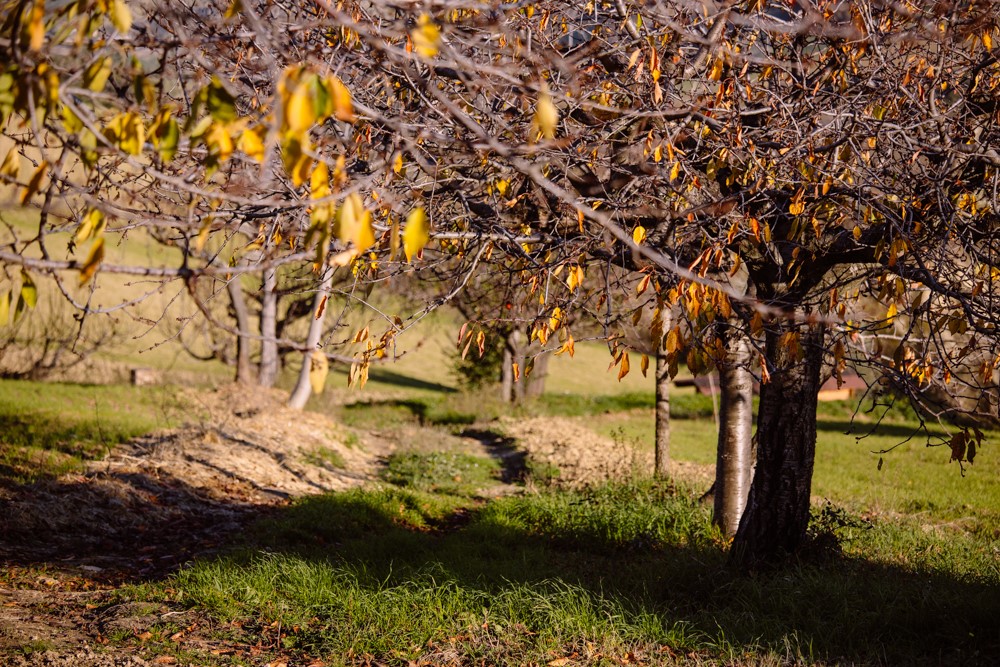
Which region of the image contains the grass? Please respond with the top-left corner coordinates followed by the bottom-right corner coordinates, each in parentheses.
top-left (136, 478), bottom-right (1000, 666)
top-left (0, 379), bottom-right (183, 483)
top-left (381, 451), bottom-right (501, 496)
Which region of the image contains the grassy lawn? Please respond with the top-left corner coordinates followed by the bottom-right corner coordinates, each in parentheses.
top-left (129, 464), bottom-right (999, 666)
top-left (0, 379), bottom-right (182, 483)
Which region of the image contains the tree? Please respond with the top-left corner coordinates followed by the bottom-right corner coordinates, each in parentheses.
top-left (5, 0), bottom-right (1000, 568)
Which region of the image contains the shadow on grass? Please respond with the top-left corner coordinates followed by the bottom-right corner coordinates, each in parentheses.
top-left (340, 398), bottom-right (476, 428)
top-left (817, 419), bottom-right (947, 440)
top-left (179, 486), bottom-right (1000, 666)
top-left (331, 367), bottom-right (457, 394)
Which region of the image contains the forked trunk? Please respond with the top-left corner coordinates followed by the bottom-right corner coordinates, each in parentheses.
top-left (730, 324), bottom-right (824, 568)
top-left (654, 348), bottom-right (671, 478)
top-left (713, 326), bottom-right (754, 537)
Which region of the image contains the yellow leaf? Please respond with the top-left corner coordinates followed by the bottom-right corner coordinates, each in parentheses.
top-left (79, 237), bottom-right (105, 285)
top-left (788, 201), bottom-right (804, 215)
top-left (617, 352), bottom-right (630, 381)
top-left (411, 14), bottom-right (441, 58)
top-left (84, 57), bottom-right (113, 92)
top-left (0, 290), bottom-right (9, 325)
top-left (20, 271), bottom-right (37, 309)
top-left (284, 79), bottom-right (316, 134)
top-left (27, 2), bottom-right (44, 52)
top-left (549, 307), bottom-right (563, 332)
top-left (75, 208), bottom-right (106, 244)
top-left (308, 350), bottom-right (329, 394)
top-left (392, 152), bottom-right (404, 175)
top-left (633, 225), bottom-right (647, 244)
top-left (110, 0), bottom-right (133, 34)
top-left (640, 353), bottom-right (649, 377)
top-left (20, 162), bottom-right (47, 205)
top-left (548, 659), bottom-right (571, 667)
top-left (336, 193), bottom-right (374, 253)
top-left (326, 76), bottom-right (355, 122)
top-left (665, 327), bottom-right (680, 354)
top-left (567, 265), bottom-right (584, 291)
top-left (0, 147), bottom-right (20, 179)
top-left (669, 161), bottom-right (680, 181)
top-left (533, 92), bottom-right (559, 141)
top-left (310, 162), bottom-right (331, 199)
top-left (194, 216), bottom-right (213, 253)
top-left (885, 302), bottom-right (898, 326)
top-left (403, 206), bottom-right (430, 262)
top-left (238, 127), bottom-right (266, 162)
top-left (556, 334), bottom-right (575, 357)
top-left (852, 225), bottom-right (862, 241)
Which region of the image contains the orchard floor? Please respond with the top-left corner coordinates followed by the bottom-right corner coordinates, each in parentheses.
top-left (1, 384), bottom-right (686, 667)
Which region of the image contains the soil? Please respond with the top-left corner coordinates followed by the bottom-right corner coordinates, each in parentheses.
top-left (0, 384), bottom-right (674, 666)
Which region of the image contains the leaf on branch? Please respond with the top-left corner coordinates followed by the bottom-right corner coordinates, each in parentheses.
top-left (411, 14), bottom-right (441, 58)
top-left (949, 432), bottom-right (967, 463)
top-left (403, 206), bottom-right (430, 262)
top-left (632, 225), bottom-right (647, 244)
top-left (20, 161), bottom-right (47, 205)
top-left (104, 113), bottom-right (145, 156)
top-left (110, 0), bottom-right (133, 34)
top-left (309, 350), bottom-right (329, 394)
top-left (566, 265), bottom-right (584, 291)
top-left (79, 237), bottom-right (105, 285)
top-left (84, 57), bottom-right (113, 92)
top-left (640, 353), bottom-right (649, 377)
top-left (617, 352), bottom-right (630, 381)
top-left (19, 271), bottom-right (37, 309)
top-left (556, 334), bottom-right (575, 357)
top-left (335, 192), bottom-right (375, 254)
top-left (75, 208), bottom-right (106, 245)
top-left (0, 290), bottom-right (9, 326)
top-left (532, 91), bottom-right (559, 141)
top-left (238, 126), bottom-right (265, 162)
top-left (27, 3), bottom-right (44, 52)
top-left (0, 147), bottom-right (20, 179)
top-left (326, 76), bottom-right (355, 122)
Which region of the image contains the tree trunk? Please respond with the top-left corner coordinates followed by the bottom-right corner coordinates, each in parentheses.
top-left (288, 268), bottom-right (334, 410)
top-left (258, 268), bottom-right (279, 388)
top-left (503, 329), bottom-right (526, 404)
top-left (713, 325), bottom-right (754, 537)
top-left (501, 340), bottom-right (515, 403)
top-left (525, 349), bottom-right (551, 398)
top-left (730, 324), bottom-right (824, 569)
top-left (226, 276), bottom-right (255, 385)
top-left (655, 347), bottom-right (671, 479)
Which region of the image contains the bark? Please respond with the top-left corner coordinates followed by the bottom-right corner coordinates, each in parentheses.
top-left (501, 341), bottom-right (515, 403)
top-left (226, 277), bottom-right (254, 385)
top-left (258, 267), bottom-right (279, 388)
top-left (288, 268), bottom-right (334, 410)
top-left (655, 348), bottom-right (671, 479)
top-left (730, 324), bottom-right (825, 569)
top-left (713, 326), bottom-right (754, 537)
top-left (502, 329), bottom-right (526, 404)
top-left (525, 350), bottom-right (551, 398)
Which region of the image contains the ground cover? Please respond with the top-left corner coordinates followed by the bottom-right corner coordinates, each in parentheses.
top-left (1, 349), bottom-right (998, 665)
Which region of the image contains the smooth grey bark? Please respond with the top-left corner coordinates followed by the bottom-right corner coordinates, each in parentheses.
top-left (226, 277), bottom-right (254, 385)
top-left (288, 268), bottom-right (334, 410)
top-left (655, 348), bottom-right (671, 479)
top-left (731, 324), bottom-right (825, 569)
top-left (258, 267), bottom-right (279, 388)
top-left (713, 326), bottom-right (754, 537)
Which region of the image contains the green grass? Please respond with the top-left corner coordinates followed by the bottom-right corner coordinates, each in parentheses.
top-left (302, 445), bottom-right (347, 470)
top-left (137, 479), bottom-right (1000, 666)
top-left (381, 451), bottom-right (501, 496)
top-left (0, 379), bottom-right (181, 483)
